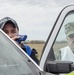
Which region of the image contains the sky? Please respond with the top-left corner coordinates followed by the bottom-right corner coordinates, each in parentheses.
top-left (0, 0), bottom-right (74, 41)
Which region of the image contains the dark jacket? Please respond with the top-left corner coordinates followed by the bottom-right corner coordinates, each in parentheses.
top-left (22, 44), bottom-right (39, 64)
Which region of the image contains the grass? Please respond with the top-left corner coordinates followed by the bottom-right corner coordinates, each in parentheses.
top-left (25, 42), bottom-right (68, 60)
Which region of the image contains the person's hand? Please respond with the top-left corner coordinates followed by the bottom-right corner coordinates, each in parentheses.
top-left (11, 36), bottom-right (22, 47)
top-left (12, 36), bottom-right (20, 41)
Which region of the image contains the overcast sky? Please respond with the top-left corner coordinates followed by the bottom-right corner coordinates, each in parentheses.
top-left (0, 0), bottom-right (74, 41)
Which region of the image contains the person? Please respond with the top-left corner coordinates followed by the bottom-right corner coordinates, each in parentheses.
top-left (56, 22), bottom-right (74, 61)
top-left (55, 22), bottom-right (74, 75)
top-left (0, 17), bottom-right (39, 64)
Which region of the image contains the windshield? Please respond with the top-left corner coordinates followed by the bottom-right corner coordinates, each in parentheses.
top-left (0, 30), bottom-right (36, 75)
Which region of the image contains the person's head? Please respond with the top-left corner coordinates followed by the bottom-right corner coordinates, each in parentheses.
top-left (65, 22), bottom-right (74, 50)
top-left (0, 17), bottom-right (19, 38)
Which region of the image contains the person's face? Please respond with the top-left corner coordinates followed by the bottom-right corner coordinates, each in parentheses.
top-left (3, 23), bottom-right (19, 38)
top-left (67, 34), bottom-right (74, 50)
